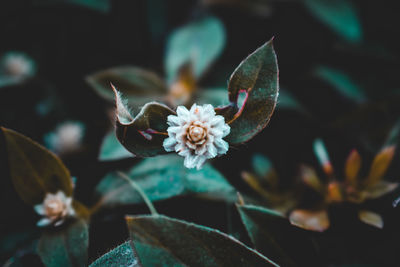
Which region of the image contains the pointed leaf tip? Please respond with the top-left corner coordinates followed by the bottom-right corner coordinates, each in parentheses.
top-left (217, 38), bottom-right (279, 144)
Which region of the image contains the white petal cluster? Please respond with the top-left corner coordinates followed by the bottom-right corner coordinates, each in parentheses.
top-left (34, 191), bottom-right (75, 227)
top-left (44, 121), bottom-right (85, 155)
top-left (163, 104), bottom-right (230, 169)
top-left (0, 52), bottom-right (35, 79)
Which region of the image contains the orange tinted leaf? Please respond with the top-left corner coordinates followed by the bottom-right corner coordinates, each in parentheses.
top-left (289, 209), bottom-right (330, 232)
top-left (241, 171), bottom-right (271, 199)
top-left (299, 165), bottom-right (324, 193)
top-left (365, 146), bottom-right (396, 186)
top-left (326, 181), bottom-right (343, 203)
top-left (365, 181), bottom-right (398, 200)
top-left (358, 210), bottom-right (383, 229)
top-left (345, 149), bottom-right (361, 185)
top-left (167, 63), bottom-right (196, 106)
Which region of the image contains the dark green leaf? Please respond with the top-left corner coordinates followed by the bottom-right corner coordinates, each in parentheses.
top-left (165, 16), bottom-right (226, 83)
top-left (237, 204), bottom-right (318, 267)
top-left (304, 0), bottom-right (362, 43)
top-left (33, 0), bottom-right (111, 13)
top-left (126, 214), bottom-right (278, 267)
top-left (251, 154), bottom-right (274, 178)
top-left (216, 38), bottom-right (279, 144)
top-left (86, 66), bottom-right (168, 112)
top-left (37, 219), bottom-right (89, 267)
top-left (1, 127), bottom-right (73, 205)
top-left (115, 99), bottom-right (176, 157)
top-left (98, 130), bottom-right (133, 161)
top-left (89, 241), bottom-right (141, 267)
top-left (315, 66), bottom-right (366, 103)
top-left (95, 154), bottom-right (234, 207)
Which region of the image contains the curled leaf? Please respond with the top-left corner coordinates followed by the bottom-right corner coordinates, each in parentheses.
top-left (98, 130), bottom-right (133, 161)
top-left (216, 38), bottom-right (279, 144)
top-left (1, 127), bottom-right (73, 205)
top-left (289, 209), bottom-right (330, 232)
top-left (113, 87), bottom-right (176, 157)
top-left (126, 214), bottom-right (278, 266)
top-left (358, 210), bottom-right (383, 229)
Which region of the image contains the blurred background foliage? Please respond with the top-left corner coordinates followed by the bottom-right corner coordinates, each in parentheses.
top-left (1, 0), bottom-right (400, 266)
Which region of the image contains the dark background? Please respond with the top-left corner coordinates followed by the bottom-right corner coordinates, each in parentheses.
top-left (1, 0), bottom-right (400, 266)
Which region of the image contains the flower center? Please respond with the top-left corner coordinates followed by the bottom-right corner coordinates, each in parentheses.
top-left (45, 199), bottom-right (64, 218)
top-left (188, 125), bottom-right (206, 143)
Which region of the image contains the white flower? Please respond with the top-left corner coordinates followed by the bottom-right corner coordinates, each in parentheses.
top-left (0, 52), bottom-right (36, 79)
top-left (163, 103), bottom-right (230, 170)
top-left (34, 191), bottom-right (75, 227)
top-left (44, 121), bottom-right (85, 155)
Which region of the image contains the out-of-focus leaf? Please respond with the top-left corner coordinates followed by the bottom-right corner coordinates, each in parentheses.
top-left (277, 90), bottom-right (305, 112)
top-left (358, 210), bottom-right (383, 229)
top-left (289, 209), bottom-right (330, 232)
top-left (237, 204), bottom-right (318, 267)
top-left (365, 181), bottom-right (398, 200)
top-left (313, 139), bottom-right (333, 176)
top-left (96, 154), bottom-right (234, 207)
top-left (37, 219), bottom-right (89, 267)
top-left (113, 87), bottom-right (176, 157)
top-left (195, 87), bottom-right (230, 107)
top-left (365, 146), bottom-right (395, 186)
top-left (300, 165), bottom-right (324, 194)
top-left (304, 0), bottom-right (362, 43)
top-left (89, 241), bottom-right (141, 267)
top-left (126, 214), bottom-right (278, 267)
top-left (98, 130), bottom-right (133, 161)
top-left (345, 149), bottom-right (361, 185)
top-left (86, 66), bottom-right (167, 112)
top-left (315, 66), bottom-right (366, 103)
top-left (165, 16), bottom-right (226, 83)
top-left (33, 0), bottom-right (111, 13)
top-left (241, 171), bottom-right (271, 199)
top-left (216, 38), bottom-right (279, 144)
top-left (167, 63), bottom-right (196, 106)
top-left (251, 154), bottom-right (276, 181)
top-left (1, 127), bottom-right (73, 205)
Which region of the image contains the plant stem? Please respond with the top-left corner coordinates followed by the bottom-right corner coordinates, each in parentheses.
top-left (117, 171), bottom-right (159, 216)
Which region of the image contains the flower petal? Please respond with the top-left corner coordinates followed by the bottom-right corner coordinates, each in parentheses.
top-left (37, 218), bottom-right (52, 227)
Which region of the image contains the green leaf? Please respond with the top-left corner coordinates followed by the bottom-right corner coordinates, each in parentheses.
top-left (315, 66), bottom-right (366, 103)
top-left (89, 241), bottom-right (141, 267)
top-left (115, 99), bottom-right (176, 157)
top-left (37, 219), bottom-right (89, 267)
top-left (95, 154), bottom-right (234, 207)
top-left (304, 0), bottom-right (362, 43)
top-left (277, 90), bottom-right (306, 112)
top-left (86, 66), bottom-right (168, 112)
top-left (126, 214), bottom-right (278, 267)
top-left (216, 38), bottom-right (279, 144)
top-left (237, 204), bottom-right (318, 267)
top-left (1, 127), bottom-right (73, 205)
top-left (165, 16), bottom-right (226, 83)
top-left (98, 130), bottom-right (133, 161)
top-left (33, 0), bottom-right (111, 13)
top-left (252, 154), bottom-right (274, 178)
